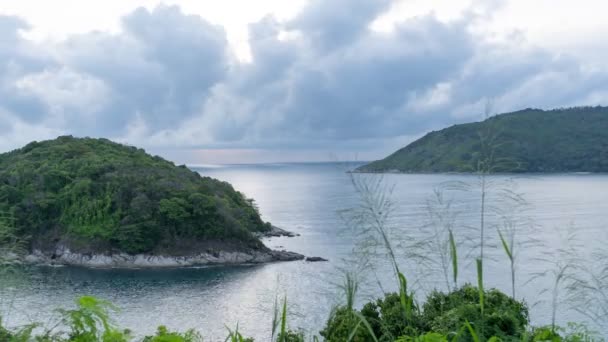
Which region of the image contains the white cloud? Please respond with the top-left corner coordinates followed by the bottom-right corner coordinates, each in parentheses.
top-left (406, 82), bottom-right (452, 112)
top-left (0, 108), bottom-right (64, 151)
top-left (0, 0), bottom-right (307, 62)
top-left (15, 67), bottom-right (110, 116)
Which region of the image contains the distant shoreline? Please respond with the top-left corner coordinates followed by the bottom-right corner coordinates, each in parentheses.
top-left (349, 170), bottom-right (604, 175)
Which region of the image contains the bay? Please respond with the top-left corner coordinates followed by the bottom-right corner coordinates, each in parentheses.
top-left (2, 162), bottom-right (608, 339)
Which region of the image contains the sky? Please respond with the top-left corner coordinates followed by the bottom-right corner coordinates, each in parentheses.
top-left (1, 0), bottom-right (608, 164)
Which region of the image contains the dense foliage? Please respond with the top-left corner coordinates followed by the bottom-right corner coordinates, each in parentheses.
top-left (358, 106), bottom-right (608, 173)
top-left (321, 285), bottom-right (530, 342)
top-left (421, 285), bottom-right (529, 340)
top-left (0, 136), bottom-right (270, 254)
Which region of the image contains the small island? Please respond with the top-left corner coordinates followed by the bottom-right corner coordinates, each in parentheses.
top-left (0, 136), bottom-right (306, 267)
top-left (357, 106), bottom-right (608, 173)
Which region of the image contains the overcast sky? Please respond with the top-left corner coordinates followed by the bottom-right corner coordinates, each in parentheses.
top-left (1, 0), bottom-right (608, 164)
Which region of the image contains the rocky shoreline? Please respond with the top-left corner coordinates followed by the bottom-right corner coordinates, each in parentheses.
top-left (257, 225), bottom-right (301, 238)
top-left (22, 246), bottom-right (306, 268)
top-left (5, 226), bottom-right (327, 269)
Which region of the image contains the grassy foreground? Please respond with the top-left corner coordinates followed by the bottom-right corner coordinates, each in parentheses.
top-left (0, 284), bottom-right (600, 341)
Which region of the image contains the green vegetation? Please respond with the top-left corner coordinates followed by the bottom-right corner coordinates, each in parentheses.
top-left (0, 292), bottom-right (309, 342)
top-left (322, 285), bottom-right (533, 341)
top-left (0, 287), bottom-right (598, 341)
top-left (337, 117), bottom-right (606, 342)
top-left (357, 106), bottom-right (608, 173)
top-left (0, 125), bottom-right (606, 341)
top-left (0, 136), bottom-right (270, 255)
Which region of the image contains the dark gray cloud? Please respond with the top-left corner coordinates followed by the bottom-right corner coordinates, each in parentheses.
top-left (56, 5), bottom-right (229, 134)
top-left (277, 16), bottom-right (476, 141)
top-left (0, 15), bottom-right (53, 125)
top-left (1, 1), bottom-right (608, 157)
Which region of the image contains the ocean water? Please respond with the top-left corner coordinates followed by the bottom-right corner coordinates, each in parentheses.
top-left (2, 162), bottom-right (608, 340)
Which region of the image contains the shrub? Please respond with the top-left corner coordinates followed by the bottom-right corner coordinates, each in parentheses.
top-left (57, 296), bottom-right (130, 342)
top-left (422, 284), bottom-right (529, 341)
top-left (321, 292), bottom-right (424, 342)
top-left (320, 306), bottom-right (376, 342)
top-left (142, 325), bottom-right (203, 342)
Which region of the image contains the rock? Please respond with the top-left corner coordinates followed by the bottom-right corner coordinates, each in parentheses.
top-left (305, 256), bottom-right (328, 262)
top-left (23, 245), bottom-right (306, 268)
top-left (258, 225), bottom-right (300, 238)
top-left (18, 224), bottom-right (309, 269)
top-left (269, 250), bottom-right (306, 262)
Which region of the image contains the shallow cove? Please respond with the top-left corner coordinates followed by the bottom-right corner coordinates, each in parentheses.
top-left (2, 162), bottom-right (608, 339)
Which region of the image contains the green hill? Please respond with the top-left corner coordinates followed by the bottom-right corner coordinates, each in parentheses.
top-left (0, 136), bottom-right (271, 255)
top-left (357, 106), bottom-right (608, 173)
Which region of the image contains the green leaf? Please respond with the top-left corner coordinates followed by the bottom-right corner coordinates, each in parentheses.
top-left (498, 229), bottom-right (513, 261)
top-left (464, 321), bottom-right (480, 342)
top-left (398, 272), bottom-right (413, 321)
top-left (449, 229), bottom-right (458, 287)
top-left (352, 311), bottom-right (379, 342)
top-left (279, 296), bottom-right (287, 342)
top-left (476, 258), bottom-right (484, 316)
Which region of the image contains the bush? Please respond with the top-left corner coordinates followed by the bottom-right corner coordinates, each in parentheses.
top-left (142, 326), bottom-right (203, 342)
top-left (57, 296), bottom-right (130, 342)
top-left (320, 306), bottom-right (371, 341)
top-left (422, 284), bottom-right (529, 341)
top-left (0, 293), bottom-right (602, 342)
top-left (277, 329), bottom-right (306, 342)
top-left (321, 285), bottom-right (530, 342)
top-left (321, 292), bottom-right (423, 342)
top-left (531, 323), bottom-right (601, 342)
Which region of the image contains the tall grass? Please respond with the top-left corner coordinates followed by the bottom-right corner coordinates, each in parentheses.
top-left (333, 101), bottom-right (601, 340)
top-left (416, 186), bottom-right (460, 292)
top-left (567, 234), bottom-right (608, 330)
top-left (343, 174), bottom-right (402, 281)
top-left (528, 226), bottom-right (585, 332)
top-left (494, 184), bottom-right (539, 299)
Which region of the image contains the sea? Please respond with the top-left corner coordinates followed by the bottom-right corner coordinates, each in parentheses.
top-left (2, 162), bottom-right (607, 340)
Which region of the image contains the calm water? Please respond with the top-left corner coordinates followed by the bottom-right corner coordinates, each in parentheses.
top-left (2, 162), bottom-right (608, 339)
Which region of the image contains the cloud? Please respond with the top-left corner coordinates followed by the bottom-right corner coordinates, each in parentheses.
top-left (55, 5), bottom-right (230, 134)
top-left (449, 45), bottom-right (608, 119)
top-left (288, 0), bottom-right (393, 50)
top-left (1, 1), bottom-right (608, 160)
top-left (0, 15), bottom-right (54, 125)
top-left (275, 15), bottom-right (476, 141)
top-left (16, 67), bottom-right (110, 117)
top-left (0, 15), bottom-right (26, 43)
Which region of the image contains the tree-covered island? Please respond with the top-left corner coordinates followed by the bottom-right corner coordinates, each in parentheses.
top-left (0, 136), bottom-right (303, 267)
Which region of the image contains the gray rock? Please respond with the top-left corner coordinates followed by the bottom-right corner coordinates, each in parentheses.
top-left (257, 225), bottom-right (300, 238)
top-left (23, 245), bottom-right (305, 269)
top-left (305, 256), bottom-right (328, 262)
